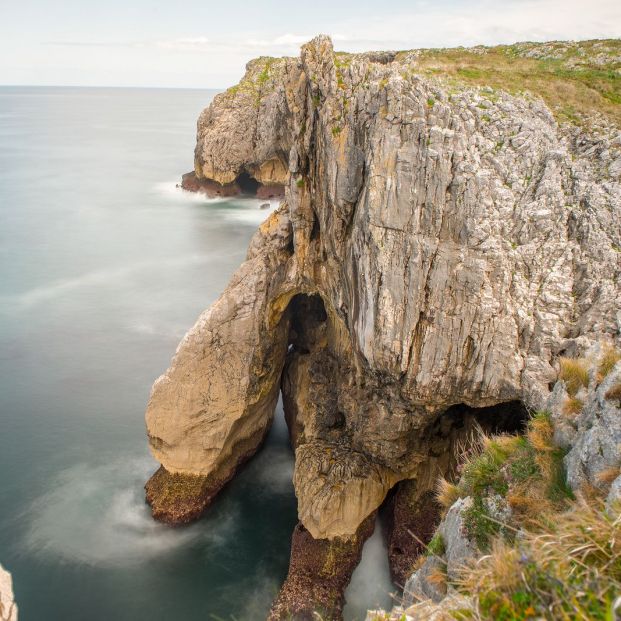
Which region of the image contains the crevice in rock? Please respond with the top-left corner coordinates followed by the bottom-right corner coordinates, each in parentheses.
top-left (281, 293), bottom-right (329, 445)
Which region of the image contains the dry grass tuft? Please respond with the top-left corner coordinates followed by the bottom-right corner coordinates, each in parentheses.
top-left (605, 381), bottom-right (621, 402)
top-left (562, 396), bottom-right (584, 418)
top-left (507, 483), bottom-right (552, 522)
top-left (558, 357), bottom-right (590, 396)
top-left (435, 476), bottom-right (460, 511)
top-left (426, 566), bottom-right (447, 587)
top-left (596, 465), bottom-right (620, 485)
top-left (597, 344), bottom-right (621, 383)
top-left (526, 413), bottom-right (554, 452)
top-left (454, 499), bottom-right (621, 620)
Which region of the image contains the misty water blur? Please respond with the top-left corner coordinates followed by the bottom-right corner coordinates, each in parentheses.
top-left (0, 86), bottom-right (392, 620)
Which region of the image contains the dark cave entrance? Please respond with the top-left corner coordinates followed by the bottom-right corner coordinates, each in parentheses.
top-left (279, 293), bottom-right (329, 445)
top-left (286, 293), bottom-right (328, 354)
top-left (439, 399), bottom-right (529, 436)
top-left (236, 171), bottom-right (260, 195)
top-left (385, 399), bottom-right (530, 584)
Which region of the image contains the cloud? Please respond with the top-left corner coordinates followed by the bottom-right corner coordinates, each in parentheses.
top-left (33, 0), bottom-right (621, 87)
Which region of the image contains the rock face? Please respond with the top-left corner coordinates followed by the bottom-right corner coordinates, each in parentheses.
top-left (548, 343), bottom-right (621, 505)
top-left (0, 564), bottom-right (17, 621)
top-left (145, 34), bottom-right (621, 617)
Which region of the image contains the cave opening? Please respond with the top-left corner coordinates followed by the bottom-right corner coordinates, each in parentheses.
top-left (438, 400), bottom-right (529, 437)
top-left (285, 293), bottom-right (328, 355)
top-left (385, 399), bottom-right (530, 585)
top-left (236, 171), bottom-right (260, 195)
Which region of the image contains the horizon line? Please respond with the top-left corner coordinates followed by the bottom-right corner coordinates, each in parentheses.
top-left (0, 83), bottom-right (226, 91)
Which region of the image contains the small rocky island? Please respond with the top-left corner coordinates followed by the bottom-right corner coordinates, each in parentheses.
top-left (144, 36), bottom-right (621, 620)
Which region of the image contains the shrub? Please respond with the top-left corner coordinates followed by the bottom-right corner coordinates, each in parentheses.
top-left (451, 412), bottom-right (572, 549)
top-left (455, 500), bottom-right (621, 621)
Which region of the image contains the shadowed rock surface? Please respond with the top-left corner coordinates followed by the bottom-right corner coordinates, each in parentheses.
top-left (144, 35), bottom-right (621, 619)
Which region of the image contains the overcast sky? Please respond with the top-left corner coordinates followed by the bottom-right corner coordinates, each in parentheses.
top-left (1, 0), bottom-right (620, 88)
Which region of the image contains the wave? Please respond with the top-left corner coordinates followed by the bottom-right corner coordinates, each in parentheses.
top-left (22, 456), bottom-right (236, 567)
top-left (152, 181), bottom-right (280, 225)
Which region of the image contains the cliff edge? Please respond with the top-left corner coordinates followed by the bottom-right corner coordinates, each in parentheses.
top-left (144, 36), bottom-right (621, 618)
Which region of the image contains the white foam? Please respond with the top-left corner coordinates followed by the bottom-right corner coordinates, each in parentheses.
top-left (152, 181), bottom-right (280, 224)
top-left (152, 180), bottom-right (220, 203)
top-left (23, 456), bottom-right (236, 567)
top-left (254, 446), bottom-right (295, 493)
top-left (343, 518), bottom-right (395, 620)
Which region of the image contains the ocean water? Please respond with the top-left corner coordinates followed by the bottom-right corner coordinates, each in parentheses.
top-left (0, 86), bottom-right (393, 620)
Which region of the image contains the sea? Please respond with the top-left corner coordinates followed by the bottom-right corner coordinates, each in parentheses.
top-left (0, 86), bottom-right (393, 620)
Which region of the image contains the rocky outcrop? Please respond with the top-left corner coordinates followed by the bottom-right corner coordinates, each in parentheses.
top-left (402, 496), bottom-right (479, 608)
top-left (548, 343), bottom-right (621, 505)
top-left (0, 564), bottom-right (17, 621)
top-left (268, 515), bottom-right (375, 620)
top-left (145, 34), bottom-right (621, 618)
top-left (179, 171), bottom-right (285, 199)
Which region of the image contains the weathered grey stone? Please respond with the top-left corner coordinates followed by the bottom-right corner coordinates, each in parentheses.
top-left (403, 556), bottom-right (447, 605)
top-left (606, 475), bottom-right (621, 514)
top-left (549, 345), bottom-right (621, 494)
top-left (438, 497), bottom-right (479, 582)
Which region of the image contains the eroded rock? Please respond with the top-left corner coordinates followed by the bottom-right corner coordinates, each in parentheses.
top-left (145, 31), bottom-right (620, 575)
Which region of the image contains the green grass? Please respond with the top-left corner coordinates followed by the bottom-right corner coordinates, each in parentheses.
top-left (426, 532), bottom-right (446, 557)
top-left (412, 41), bottom-right (621, 126)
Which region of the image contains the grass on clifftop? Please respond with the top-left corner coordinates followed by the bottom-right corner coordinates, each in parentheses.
top-left (409, 40), bottom-right (621, 126)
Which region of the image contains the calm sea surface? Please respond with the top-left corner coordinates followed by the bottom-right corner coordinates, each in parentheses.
top-left (0, 86), bottom-right (392, 620)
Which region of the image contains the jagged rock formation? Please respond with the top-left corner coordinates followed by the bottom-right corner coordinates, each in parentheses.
top-left (548, 343), bottom-right (621, 506)
top-left (0, 564), bottom-right (17, 621)
top-left (145, 35), bottom-right (621, 618)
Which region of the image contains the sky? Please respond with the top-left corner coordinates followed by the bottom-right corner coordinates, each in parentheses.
top-left (1, 0), bottom-right (620, 88)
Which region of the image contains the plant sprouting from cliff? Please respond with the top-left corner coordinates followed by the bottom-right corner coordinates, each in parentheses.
top-left (558, 357), bottom-right (590, 396)
top-left (562, 396), bottom-right (584, 418)
top-left (453, 499), bottom-right (621, 621)
top-left (597, 344), bottom-right (621, 383)
top-left (605, 381), bottom-right (621, 403)
top-left (446, 412), bottom-right (573, 549)
top-left (435, 477), bottom-right (460, 511)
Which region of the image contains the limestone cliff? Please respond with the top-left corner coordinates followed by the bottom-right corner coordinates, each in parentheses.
top-left (145, 35), bottom-right (621, 618)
